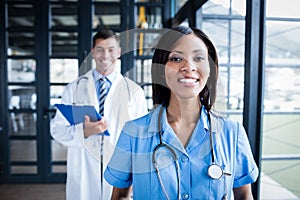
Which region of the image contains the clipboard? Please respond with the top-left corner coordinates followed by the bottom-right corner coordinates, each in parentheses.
top-left (55, 104), bottom-right (110, 136)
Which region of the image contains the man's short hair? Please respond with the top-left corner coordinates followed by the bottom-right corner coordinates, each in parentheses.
top-left (92, 29), bottom-right (119, 47)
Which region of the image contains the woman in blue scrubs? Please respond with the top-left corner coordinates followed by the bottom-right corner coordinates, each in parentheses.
top-left (104, 26), bottom-right (259, 200)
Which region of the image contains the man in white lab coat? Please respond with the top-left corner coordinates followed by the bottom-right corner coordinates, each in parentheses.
top-left (50, 29), bottom-right (148, 200)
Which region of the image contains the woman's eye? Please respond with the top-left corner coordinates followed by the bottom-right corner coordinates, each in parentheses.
top-left (194, 56), bottom-right (205, 62)
top-left (169, 57), bottom-right (182, 62)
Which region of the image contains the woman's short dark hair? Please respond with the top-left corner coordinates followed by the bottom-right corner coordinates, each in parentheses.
top-left (151, 26), bottom-right (219, 112)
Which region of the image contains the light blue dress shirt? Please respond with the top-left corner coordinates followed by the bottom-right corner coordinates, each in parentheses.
top-left (93, 69), bottom-right (113, 101)
top-left (104, 105), bottom-right (258, 200)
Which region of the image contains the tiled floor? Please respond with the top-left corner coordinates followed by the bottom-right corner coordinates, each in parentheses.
top-left (0, 184), bottom-right (65, 200)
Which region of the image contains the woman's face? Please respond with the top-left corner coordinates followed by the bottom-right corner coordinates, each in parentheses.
top-left (165, 34), bottom-right (210, 101)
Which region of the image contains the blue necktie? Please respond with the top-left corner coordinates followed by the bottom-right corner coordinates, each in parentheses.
top-left (98, 77), bottom-right (108, 116)
top-left (97, 77), bottom-right (109, 197)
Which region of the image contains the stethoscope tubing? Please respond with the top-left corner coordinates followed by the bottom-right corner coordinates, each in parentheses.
top-left (152, 105), bottom-right (230, 200)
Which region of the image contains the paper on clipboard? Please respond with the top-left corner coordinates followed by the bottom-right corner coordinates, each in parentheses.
top-left (55, 104), bottom-right (110, 136)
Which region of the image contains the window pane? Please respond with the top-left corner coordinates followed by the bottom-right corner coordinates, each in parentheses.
top-left (8, 32), bottom-right (35, 56)
top-left (203, 20), bottom-right (229, 58)
top-left (261, 1), bottom-right (300, 198)
top-left (203, 19), bottom-right (245, 113)
top-left (50, 59), bottom-right (78, 83)
top-left (134, 31), bottom-right (160, 56)
top-left (51, 32), bottom-right (78, 57)
top-left (10, 140), bottom-right (37, 161)
top-left (8, 85), bottom-right (36, 136)
top-left (51, 3), bottom-right (78, 28)
top-left (7, 3), bottom-right (35, 28)
top-left (232, 0), bottom-right (246, 16)
top-left (52, 165), bottom-right (66, 173)
top-left (136, 6), bottom-right (162, 28)
top-left (11, 166), bottom-right (37, 174)
top-left (8, 59), bottom-right (36, 82)
top-left (264, 21), bottom-right (300, 112)
top-left (202, 0), bottom-right (230, 15)
top-left (94, 3), bottom-right (121, 28)
top-left (50, 86), bottom-right (65, 107)
top-left (266, 0), bottom-right (299, 18)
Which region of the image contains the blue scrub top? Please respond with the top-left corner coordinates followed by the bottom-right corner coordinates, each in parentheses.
top-left (104, 105), bottom-right (258, 200)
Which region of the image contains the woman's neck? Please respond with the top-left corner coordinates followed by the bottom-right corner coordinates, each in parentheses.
top-left (166, 93), bottom-right (201, 147)
top-left (167, 94), bottom-right (201, 124)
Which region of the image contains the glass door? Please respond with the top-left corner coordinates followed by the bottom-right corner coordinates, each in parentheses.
top-left (0, 0), bottom-right (123, 184)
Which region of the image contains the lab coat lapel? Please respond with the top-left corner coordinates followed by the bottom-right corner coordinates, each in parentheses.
top-left (84, 70), bottom-right (99, 110)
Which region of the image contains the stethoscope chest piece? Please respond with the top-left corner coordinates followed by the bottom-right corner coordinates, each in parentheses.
top-left (208, 163), bottom-right (223, 179)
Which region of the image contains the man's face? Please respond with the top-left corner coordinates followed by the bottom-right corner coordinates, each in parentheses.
top-left (92, 37), bottom-right (121, 76)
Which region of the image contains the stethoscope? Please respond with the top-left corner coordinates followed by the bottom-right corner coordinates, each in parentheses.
top-left (152, 106), bottom-right (231, 200)
top-left (73, 76), bottom-right (89, 105)
top-left (73, 74), bottom-right (132, 105)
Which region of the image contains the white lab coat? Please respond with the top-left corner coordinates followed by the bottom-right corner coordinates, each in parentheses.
top-left (50, 69), bottom-right (148, 200)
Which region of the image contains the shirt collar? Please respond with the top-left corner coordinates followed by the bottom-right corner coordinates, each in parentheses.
top-left (148, 105), bottom-right (221, 134)
top-left (148, 105), bottom-right (166, 133)
top-left (93, 68), bottom-right (116, 84)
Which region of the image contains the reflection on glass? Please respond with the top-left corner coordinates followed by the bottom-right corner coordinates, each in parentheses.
top-left (232, 0), bottom-right (246, 16)
top-left (94, 4), bottom-right (120, 28)
top-left (203, 20), bottom-right (245, 112)
top-left (9, 113), bottom-right (36, 136)
top-left (10, 140), bottom-right (37, 161)
top-left (52, 165), bottom-right (67, 173)
top-left (51, 32), bottom-right (78, 57)
top-left (8, 86), bottom-right (36, 110)
top-left (8, 32), bottom-right (35, 56)
top-left (135, 59), bottom-right (152, 83)
top-left (141, 83), bottom-right (153, 111)
top-left (266, 0), bottom-right (299, 18)
top-left (7, 3), bottom-right (35, 28)
top-left (8, 59), bottom-right (36, 82)
top-left (264, 21), bottom-right (300, 112)
top-left (262, 1), bottom-right (300, 198)
top-left (11, 166), bottom-right (37, 174)
top-left (202, 0), bottom-right (231, 15)
top-left (135, 32), bottom-right (160, 56)
top-left (50, 85), bottom-right (65, 107)
top-left (203, 21), bottom-right (229, 58)
top-left (261, 114), bottom-right (300, 198)
top-left (175, 0), bottom-right (188, 13)
top-left (8, 85), bottom-right (36, 136)
top-left (136, 6), bottom-right (162, 29)
top-left (50, 59), bottom-right (78, 83)
top-left (261, 160), bottom-right (300, 198)
top-left (51, 3), bottom-right (78, 28)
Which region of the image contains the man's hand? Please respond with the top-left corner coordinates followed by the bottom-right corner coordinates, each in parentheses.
top-left (83, 115), bottom-right (108, 138)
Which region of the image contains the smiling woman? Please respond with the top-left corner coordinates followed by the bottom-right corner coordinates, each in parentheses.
top-left (104, 26), bottom-right (258, 200)
top-left (165, 34), bottom-right (210, 101)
